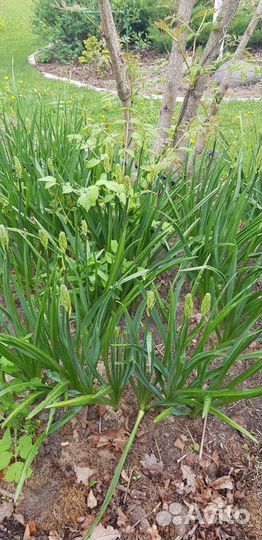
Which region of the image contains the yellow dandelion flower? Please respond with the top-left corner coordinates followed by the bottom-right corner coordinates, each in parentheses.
top-left (3, 75), bottom-right (9, 81)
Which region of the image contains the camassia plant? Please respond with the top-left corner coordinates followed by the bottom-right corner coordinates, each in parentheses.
top-left (0, 222), bottom-right (261, 519)
top-left (0, 100), bottom-right (197, 302)
top-left (0, 100), bottom-right (261, 529)
top-left (46, 280), bottom-right (262, 540)
top-left (0, 215), bottom-right (189, 435)
top-left (165, 143), bottom-right (262, 341)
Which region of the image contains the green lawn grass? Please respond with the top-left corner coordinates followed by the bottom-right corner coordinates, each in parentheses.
top-left (0, 0), bottom-right (261, 155)
top-left (0, 0), bottom-right (110, 116)
top-left (0, 0), bottom-right (42, 84)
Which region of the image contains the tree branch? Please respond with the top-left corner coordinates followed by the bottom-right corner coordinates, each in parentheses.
top-left (173, 0), bottom-right (240, 150)
top-left (98, 0), bottom-right (132, 149)
top-left (194, 0), bottom-right (262, 156)
top-left (155, 0), bottom-right (196, 154)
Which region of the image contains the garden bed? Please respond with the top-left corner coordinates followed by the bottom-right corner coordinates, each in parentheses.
top-left (35, 49), bottom-right (262, 100)
top-left (0, 386), bottom-right (261, 540)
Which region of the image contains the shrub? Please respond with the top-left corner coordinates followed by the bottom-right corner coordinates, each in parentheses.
top-left (187, 1), bottom-right (262, 49)
top-left (79, 35), bottom-right (111, 74)
top-left (32, 0), bottom-right (261, 63)
top-left (113, 0), bottom-right (173, 48)
top-left (229, 4), bottom-right (262, 48)
top-left (148, 23), bottom-right (172, 53)
top-left (32, 0), bottom-right (100, 63)
top-left (149, 0), bottom-right (262, 52)
top-left (32, 0), bottom-right (174, 60)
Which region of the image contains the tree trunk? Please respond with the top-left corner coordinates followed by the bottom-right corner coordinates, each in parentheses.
top-left (154, 0), bottom-right (196, 154)
top-left (98, 0), bottom-right (132, 149)
top-left (213, 0), bottom-right (224, 59)
top-left (194, 0), bottom-right (262, 156)
top-left (173, 0), bottom-right (240, 149)
top-left (235, 0), bottom-right (262, 56)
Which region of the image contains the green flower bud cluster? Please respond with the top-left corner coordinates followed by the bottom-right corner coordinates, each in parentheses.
top-left (60, 284), bottom-right (71, 314)
top-left (14, 156), bottom-right (22, 178)
top-left (59, 231), bottom-right (67, 253)
top-left (184, 293), bottom-right (194, 318)
top-left (81, 219), bottom-right (88, 237)
top-left (38, 229), bottom-right (48, 250)
top-left (0, 224), bottom-right (9, 253)
top-left (201, 293), bottom-right (211, 317)
top-left (47, 158), bottom-right (55, 175)
top-left (147, 290), bottom-right (155, 316)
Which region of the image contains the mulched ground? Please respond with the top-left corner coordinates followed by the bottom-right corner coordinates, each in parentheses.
top-left (0, 382), bottom-right (261, 540)
top-left (36, 48), bottom-right (262, 100)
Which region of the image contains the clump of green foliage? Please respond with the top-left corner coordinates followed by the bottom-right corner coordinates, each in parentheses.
top-left (0, 97), bottom-right (261, 520)
top-left (33, 0), bottom-right (261, 63)
top-left (79, 36), bottom-right (111, 74)
top-left (33, 0), bottom-right (100, 63)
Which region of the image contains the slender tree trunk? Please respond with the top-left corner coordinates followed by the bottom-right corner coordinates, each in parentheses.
top-left (235, 0), bottom-right (262, 56)
top-left (213, 0), bottom-right (224, 59)
top-left (194, 0), bottom-right (262, 156)
top-left (154, 0), bottom-right (196, 154)
top-left (98, 0), bottom-right (132, 149)
top-left (173, 0), bottom-right (240, 149)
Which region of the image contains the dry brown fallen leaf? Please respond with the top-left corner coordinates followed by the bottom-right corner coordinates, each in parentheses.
top-left (87, 489), bottom-right (97, 509)
top-left (211, 449), bottom-right (220, 466)
top-left (174, 434), bottom-right (187, 452)
top-left (0, 501), bottom-right (14, 524)
top-left (203, 496), bottom-right (225, 525)
top-left (175, 481), bottom-right (185, 495)
top-left (92, 429), bottom-right (128, 453)
top-left (116, 507), bottom-right (128, 528)
top-left (184, 452), bottom-right (198, 467)
top-left (89, 523), bottom-right (121, 540)
top-left (141, 453), bottom-right (164, 475)
top-left (211, 475), bottom-right (233, 490)
top-left (181, 464), bottom-right (197, 492)
top-left (23, 520), bottom-right (36, 540)
top-left (249, 341), bottom-right (260, 351)
top-left (81, 515), bottom-right (95, 530)
top-left (235, 489), bottom-right (245, 499)
top-left (139, 518), bottom-right (161, 539)
top-left (13, 513), bottom-right (25, 526)
top-left (74, 465), bottom-right (96, 484)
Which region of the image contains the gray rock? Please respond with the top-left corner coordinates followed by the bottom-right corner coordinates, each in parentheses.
top-left (214, 60), bottom-right (262, 87)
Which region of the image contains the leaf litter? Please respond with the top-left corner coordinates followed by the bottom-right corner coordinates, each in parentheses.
top-left (5, 392), bottom-right (260, 540)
